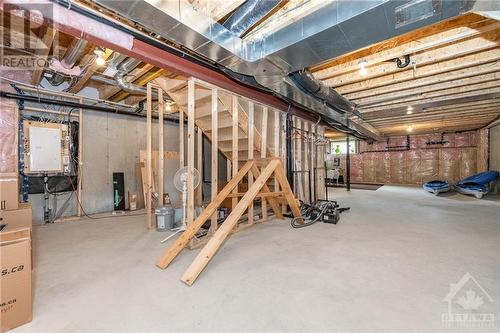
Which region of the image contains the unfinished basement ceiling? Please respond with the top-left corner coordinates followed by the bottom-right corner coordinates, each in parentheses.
top-left (3, 0), bottom-right (499, 139)
top-left (83, 0), bottom-right (500, 139)
top-left (311, 12), bottom-right (500, 136)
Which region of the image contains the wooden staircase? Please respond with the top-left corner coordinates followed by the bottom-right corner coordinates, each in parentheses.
top-left (169, 83), bottom-right (273, 162)
top-left (156, 77), bottom-right (283, 199)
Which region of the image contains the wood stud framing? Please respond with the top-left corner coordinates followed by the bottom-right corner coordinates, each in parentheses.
top-left (187, 79), bottom-right (196, 227)
top-left (210, 88), bottom-right (218, 234)
top-left (247, 102), bottom-right (254, 225)
top-left (260, 106), bottom-right (268, 220)
top-left (231, 96), bottom-right (239, 210)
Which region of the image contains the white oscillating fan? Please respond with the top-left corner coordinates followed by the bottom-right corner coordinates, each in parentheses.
top-left (160, 166), bottom-right (200, 243)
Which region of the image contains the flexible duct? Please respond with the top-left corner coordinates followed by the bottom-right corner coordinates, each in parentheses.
top-left (49, 38), bottom-right (89, 86)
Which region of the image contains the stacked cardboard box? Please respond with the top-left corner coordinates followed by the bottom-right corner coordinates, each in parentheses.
top-left (1, 177), bottom-right (33, 332)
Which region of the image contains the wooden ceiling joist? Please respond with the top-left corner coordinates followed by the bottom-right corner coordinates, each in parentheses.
top-left (31, 27), bottom-right (56, 86)
top-left (312, 20), bottom-right (500, 81)
top-left (68, 49), bottom-right (113, 94)
top-left (361, 92), bottom-right (500, 120)
top-left (345, 61), bottom-right (500, 100)
top-left (324, 29), bottom-right (500, 88)
top-left (360, 85), bottom-right (500, 113)
top-left (359, 80), bottom-right (500, 110)
top-left (335, 48), bottom-right (500, 95)
top-left (353, 72), bottom-right (500, 106)
top-left (99, 64), bottom-right (154, 100)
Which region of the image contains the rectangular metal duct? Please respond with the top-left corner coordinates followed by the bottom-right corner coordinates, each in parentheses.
top-left (94, 0), bottom-right (499, 139)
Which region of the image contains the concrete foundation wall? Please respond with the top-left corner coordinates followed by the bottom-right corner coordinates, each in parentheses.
top-left (30, 110), bottom-right (182, 223)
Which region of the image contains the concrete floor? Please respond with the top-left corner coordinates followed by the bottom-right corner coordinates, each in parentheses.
top-left (13, 186), bottom-right (500, 332)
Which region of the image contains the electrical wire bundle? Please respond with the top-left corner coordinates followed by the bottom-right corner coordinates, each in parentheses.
top-left (291, 200), bottom-right (350, 228)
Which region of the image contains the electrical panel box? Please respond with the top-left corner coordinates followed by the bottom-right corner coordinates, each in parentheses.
top-left (23, 121), bottom-right (71, 174)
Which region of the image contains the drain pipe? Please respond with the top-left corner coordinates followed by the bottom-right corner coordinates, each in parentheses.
top-left (49, 38), bottom-right (89, 86)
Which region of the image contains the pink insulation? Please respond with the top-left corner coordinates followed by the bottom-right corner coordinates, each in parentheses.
top-left (459, 148), bottom-right (477, 179)
top-left (349, 131), bottom-right (484, 185)
top-left (477, 129), bottom-right (489, 172)
top-left (438, 149), bottom-right (459, 182)
top-left (389, 151), bottom-right (406, 184)
top-left (350, 154), bottom-right (363, 182)
top-left (0, 97), bottom-right (18, 173)
top-left (419, 149), bottom-right (439, 183)
top-left (362, 153), bottom-right (376, 182)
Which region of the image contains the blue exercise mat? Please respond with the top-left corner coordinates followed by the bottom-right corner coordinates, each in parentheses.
top-left (423, 180), bottom-right (450, 195)
top-left (455, 171), bottom-right (499, 199)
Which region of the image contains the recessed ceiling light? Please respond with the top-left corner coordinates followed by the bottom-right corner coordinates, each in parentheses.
top-left (406, 110), bottom-right (413, 115)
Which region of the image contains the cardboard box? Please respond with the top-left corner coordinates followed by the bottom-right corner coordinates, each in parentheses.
top-left (1, 203), bottom-right (32, 228)
top-left (0, 204), bottom-right (32, 332)
top-left (0, 178), bottom-right (18, 211)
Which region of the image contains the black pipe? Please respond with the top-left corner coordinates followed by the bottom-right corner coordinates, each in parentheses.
top-left (346, 135), bottom-right (351, 191)
top-left (286, 113), bottom-right (294, 192)
top-left (394, 55), bottom-right (411, 68)
top-left (0, 91), bottom-right (182, 124)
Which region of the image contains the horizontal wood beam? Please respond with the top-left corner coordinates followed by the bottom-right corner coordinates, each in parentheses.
top-left (335, 48), bottom-right (500, 94)
top-left (369, 107), bottom-right (500, 124)
top-left (362, 92), bottom-right (500, 119)
top-left (345, 61), bottom-right (500, 100)
top-left (353, 72), bottom-right (500, 106)
top-left (322, 29), bottom-right (500, 88)
top-left (361, 86), bottom-right (500, 113)
top-left (313, 21), bottom-right (500, 80)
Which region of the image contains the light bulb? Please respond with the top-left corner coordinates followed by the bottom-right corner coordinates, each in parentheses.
top-left (359, 60), bottom-right (368, 76)
top-left (407, 125), bottom-right (413, 132)
top-left (95, 56), bottom-right (106, 66)
top-left (94, 49), bottom-right (106, 66)
top-left (406, 110), bottom-right (413, 115)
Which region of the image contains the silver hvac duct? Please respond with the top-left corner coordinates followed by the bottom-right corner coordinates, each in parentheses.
top-left (49, 38), bottom-right (89, 86)
top-left (94, 0), bottom-right (500, 139)
top-left (91, 57), bottom-right (172, 101)
top-left (221, 0), bottom-right (282, 37)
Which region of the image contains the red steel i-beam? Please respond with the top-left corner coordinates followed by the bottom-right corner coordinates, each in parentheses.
top-left (2, 0), bottom-right (313, 117)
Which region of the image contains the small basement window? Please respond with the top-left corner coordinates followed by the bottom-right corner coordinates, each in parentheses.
top-left (330, 139), bottom-right (359, 155)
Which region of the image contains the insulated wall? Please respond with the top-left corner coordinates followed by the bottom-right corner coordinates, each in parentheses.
top-left (338, 131), bottom-right (487, 185)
